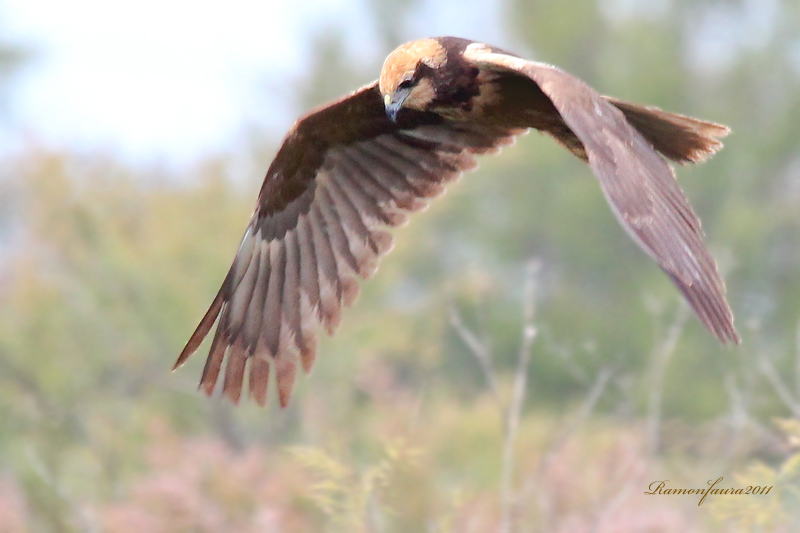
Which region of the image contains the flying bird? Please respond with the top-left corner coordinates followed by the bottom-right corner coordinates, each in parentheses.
top-left (175, 36), bottom-right (739, 407)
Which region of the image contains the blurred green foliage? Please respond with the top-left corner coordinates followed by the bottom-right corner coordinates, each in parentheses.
top-left (710, 418), bottom-right (800, 529)
top-left (1, 0), bottom-right (800, 530)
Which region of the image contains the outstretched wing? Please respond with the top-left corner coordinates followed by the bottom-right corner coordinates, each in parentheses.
top-left (175, 81), bottom-right (524, 407)
top-left (463, 44), bottom-right (739, 344)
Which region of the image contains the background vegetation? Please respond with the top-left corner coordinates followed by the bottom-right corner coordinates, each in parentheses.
top-left (2, 0), bottom-right (800, 530)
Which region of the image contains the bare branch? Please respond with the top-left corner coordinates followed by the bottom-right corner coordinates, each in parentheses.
top-left (590, 453), bottom-right (641, 533)
top-left (500, 259), bottom-right (540, 533)
top-left (450, 261), bottom-right (542, 533)
top-left (645, 303), bottom-right (688, 455)
top-left (722, 371), bottom-right (750, 457)
top-left (524, 364), bottom-right (613, 527)
top-left (534, 366), bottom-right (613, 482)
top-left (758, 351), bottom-right (800, 418)
top-left (550, 342), bottom-right (590, 384)
top-left (449, 305), bottom-right (502, 407)
top-left (26, 447), bottom-right (101, 533)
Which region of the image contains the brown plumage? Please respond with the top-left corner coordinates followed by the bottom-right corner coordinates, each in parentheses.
top-left (175, 36), bottom-right (739, 408)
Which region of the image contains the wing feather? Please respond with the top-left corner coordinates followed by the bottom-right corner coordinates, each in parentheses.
top-left (281, 229), bottom-right (303, 351)
top-left (263, 237), bottom-right (285, 356)
top-left (324, 177), bottom-right (381, 278)
top-left (295, 216), bottom-right (321, 318)
top-left (199, 306), bottom-right (229, 395)
top-left (307, 203), bottom-right (342, 333)
top-left (316, 185), bottom-right (361, 307)
top-left (243, 240), bottom-right (270, 353)
top-left (222, 338), bottom-right (247, 404)
top-left (357, 142), bottom-right (437, 206)
top-left (248, 357), bottom-right (270, 406)
top-left (316, 183), bottom-right (371, 274)
top-left (333, 151), bottom-right (402, 227)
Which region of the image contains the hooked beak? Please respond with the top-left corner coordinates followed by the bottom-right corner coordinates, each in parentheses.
top-left (384, 88), bottom-right (411, 123)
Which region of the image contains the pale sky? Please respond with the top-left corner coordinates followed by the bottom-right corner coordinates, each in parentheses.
top-left (1, 0), bottom-right (505, 167)
top-left (1, 0), bottom-right (371, 165)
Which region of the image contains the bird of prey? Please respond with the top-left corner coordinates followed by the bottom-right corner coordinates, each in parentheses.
top-left (175, 36), bottom-right (739, 408)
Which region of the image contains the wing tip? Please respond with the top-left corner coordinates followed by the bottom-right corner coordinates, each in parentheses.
top-left (173, 346), bottom-right (194, 371)
top-left (714, 320), bottom-right (741, 346)
top-left (665, 271), bottom-right (739, 347)
top-left (174, 285), bottom-right (227, 369)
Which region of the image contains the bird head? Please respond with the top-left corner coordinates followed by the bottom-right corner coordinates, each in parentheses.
top-left (379, 38), bottom-right (448, 122)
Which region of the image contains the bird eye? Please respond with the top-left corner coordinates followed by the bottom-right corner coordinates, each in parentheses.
top-left (397, 79), bottom-right (414, 91)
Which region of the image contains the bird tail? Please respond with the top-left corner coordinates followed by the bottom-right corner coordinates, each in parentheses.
top-left (606, 97), bottom-right (730, 164)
